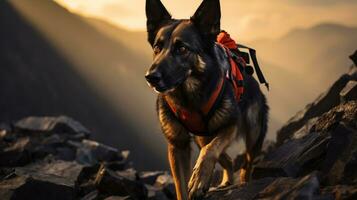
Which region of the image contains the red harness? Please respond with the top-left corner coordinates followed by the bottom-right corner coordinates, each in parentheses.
top-left (164, 31), bottom-right (245, 135)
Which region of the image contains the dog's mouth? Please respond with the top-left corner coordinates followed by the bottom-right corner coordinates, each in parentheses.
top-left (147, 70), bottom-right (191, 94)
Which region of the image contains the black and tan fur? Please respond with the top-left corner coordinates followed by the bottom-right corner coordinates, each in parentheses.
top-left (145, 0), bottom-right (268, 199)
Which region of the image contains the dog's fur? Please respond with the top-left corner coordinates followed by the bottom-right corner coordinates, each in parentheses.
top-left (145, 0), bottom-right (268, 199)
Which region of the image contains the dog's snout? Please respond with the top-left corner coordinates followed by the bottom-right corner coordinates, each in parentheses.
top-left (145, 71), bottom-right (162, 84)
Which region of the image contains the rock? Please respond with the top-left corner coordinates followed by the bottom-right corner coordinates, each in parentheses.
top-left (15, 159), bottom-right (84, 186)
top-left (350, 50), bottom-right (357, 66)
top-left (253, 132), bottom-right (329, 179)
top-left (94, 165), bottom-right (147, 199)
top-left (343, 151), bottom-right (357, 185)
top-left (104, 196), bottom-right (133, 200)
top-left (74, 139), bottom-right (126, 165)
top-left (154, 173), bottom-right (176, 199)
top-left (14, 116), bottom-right (90, 135)
top-left (340, 80), bottom-right (357, 102)
top-left (321, 185), bottom-right (357, 200)
top-left (76, 164), bottom-right (101, 197)
top-left (146, 184), bottom-right (170, 200)
top-left (320, 124), bottom-right (357, 185)
top-left (0, 173), bottom-right (75, 200)
top-left (254, 101), bottom-right (357, 181)
top-left (207, 173), bottom-right (329, 200)
top-left (206, 178), bottom-right (276, 200)
top-left (139, 171), bottom-right (165, 185)
top-left (0, 123), bottom-right (11, 138)
top-left (311, 101), bottom-right (357, 132)
top-left (0, 137), bottom-right (32, 167)
top-left (256, 173), bottom-right (323, 200)
top-left (80, 190), bottom-right (99, 200)
top-left (277, 74), bottom-right (356, 145)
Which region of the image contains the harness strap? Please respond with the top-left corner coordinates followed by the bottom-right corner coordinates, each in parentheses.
top-left (164, 75), bottom-right (225, 135)
top-left (237, 44), bottom-right (269, 91)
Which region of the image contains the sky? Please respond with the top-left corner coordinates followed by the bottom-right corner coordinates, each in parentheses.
top-left (55, 0), bottom-right (357, 41)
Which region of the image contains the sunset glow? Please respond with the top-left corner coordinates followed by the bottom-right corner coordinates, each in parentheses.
top-left (55, 0), bottom-right (357, 41)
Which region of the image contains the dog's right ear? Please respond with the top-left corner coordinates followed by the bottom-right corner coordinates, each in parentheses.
top-left (146, 0), bottom-right (172, 46)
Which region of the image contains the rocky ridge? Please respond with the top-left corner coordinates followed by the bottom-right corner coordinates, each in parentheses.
top-left (0, 116), bottom-right (175, 200)
top-left (0, 53), bottom-right (356, 199)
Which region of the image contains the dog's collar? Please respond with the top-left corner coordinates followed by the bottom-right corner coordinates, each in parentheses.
top-left (164, 74), bottom-right (225, 135)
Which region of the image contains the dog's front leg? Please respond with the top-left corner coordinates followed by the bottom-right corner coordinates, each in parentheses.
top-left (188, 125), bottom-right (237, 199)
top-left (168, 143), bottom-right (191, 200)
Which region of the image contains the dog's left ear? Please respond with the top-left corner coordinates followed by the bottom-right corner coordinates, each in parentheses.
top-left (146, 0), bottom-right (172, 46)
top-left (191, 0), bottom-right (221, 41)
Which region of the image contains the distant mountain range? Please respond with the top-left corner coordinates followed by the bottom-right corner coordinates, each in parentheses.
top-left (248, 23), bottom-right (357, 135)
top-left (5, 0), bottom-right (166, 170)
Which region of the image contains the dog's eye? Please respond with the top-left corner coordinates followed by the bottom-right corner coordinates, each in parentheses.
top-left (153, 45), bottom-right (161, 54)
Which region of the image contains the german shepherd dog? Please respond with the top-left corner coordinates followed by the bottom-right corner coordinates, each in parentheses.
top-left (145, 0), bottom-right (268, 199)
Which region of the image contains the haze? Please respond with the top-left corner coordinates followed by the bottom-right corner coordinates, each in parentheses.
top-left (55, 0), bottom-right (357, 41)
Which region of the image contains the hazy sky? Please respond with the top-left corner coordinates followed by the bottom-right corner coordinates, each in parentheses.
top-left (55, 0), bottom-right (357, 41)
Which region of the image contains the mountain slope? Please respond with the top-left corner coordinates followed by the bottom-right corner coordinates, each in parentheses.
top-left (250, 23), bottom-right (357, 83)
top-left (2, 0), bottom-right (166, 170)
top-left (249, 23), bottom-right (357, 134)
top-left (83, 17), bottom-right (152, 59)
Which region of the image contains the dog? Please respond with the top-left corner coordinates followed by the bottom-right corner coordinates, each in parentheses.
top-left (145, 0), bottom-right (268, 199)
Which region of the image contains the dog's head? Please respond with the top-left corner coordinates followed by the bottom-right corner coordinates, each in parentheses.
top-left (145, 0), bottom-right (221, 93)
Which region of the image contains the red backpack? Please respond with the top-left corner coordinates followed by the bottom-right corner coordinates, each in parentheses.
top-left (164, 31), bottom-right (268, 136)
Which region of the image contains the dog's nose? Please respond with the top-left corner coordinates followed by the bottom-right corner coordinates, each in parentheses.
top-left (145, 71), bottom-right (162, 84)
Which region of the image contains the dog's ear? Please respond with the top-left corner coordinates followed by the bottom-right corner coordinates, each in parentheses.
top-left (191, 0), bottom-right (221, 41)
top-left (146, 0), bottom-right (172, 46)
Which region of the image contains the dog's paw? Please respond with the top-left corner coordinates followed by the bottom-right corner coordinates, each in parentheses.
top-left (188, 155), bottom-right (216, 200)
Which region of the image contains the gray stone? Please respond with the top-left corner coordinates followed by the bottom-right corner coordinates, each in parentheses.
top-left (94, 165), bottom-right (147, 199)
top-left (15, 116), bottom-right (90, 135)
top-left (139, 171), bottom-right (165, 185)
top-left (277, 74), bottom-right (356, 145)
top-left (154, 173), bottom-right (175, 199)
top-left (15, 159), bottom-right (84, 188)
top-left (0, 137), bottom-right (32, 167)
top-left (0, 173), bottom-right (75, 200)
top-left (75, 139), bottom-right (125, 165)
top-left (340, 80), bottom-right (357, 103)
top-left (253, 132), bottom-right (329, 179)
top-left (256, 173), bottom-right (321, 200)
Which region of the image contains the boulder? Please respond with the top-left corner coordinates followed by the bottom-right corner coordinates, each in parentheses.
top-left (321, 185), bottom-right (357, 200)
top-left (0, 175), bottom-right (75, 200)
top-left (254, 101), bottom-right (357, 180)
top-left (73, 139), bottom-right (127, 165)
top-left (206, 178), bottom-right (276, 200)
top-left (94, 165), bottom-right (147, 199)
top-left (253, 132), bottom-right (329, 179)
top-left (0, 137), bottom-right (32, 167)
top-left (154, 173), bottom-right (176, 199)
top-left (340, 80), bottom-right (357, 103)
top-left (139, 171), bottom-right (165, 185)
top-left (277, 74), bottom-right (356, 145)
top-left (14, 116), bottom-right (90, 136)
top-left (256, 173), bottom-right (323, 200)
top-left (15, 159), bottom-right (84, 187)
top-left (207, 174), bottom-right (331, 200)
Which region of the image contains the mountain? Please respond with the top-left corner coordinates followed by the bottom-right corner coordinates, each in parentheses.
top-left (2, 0), bottom-right (166, 170)
top-left (250, 23), bottom-right (357, 78)
top-left (83, 17), bottom-right (152, 59)
top-left (248, 23), bottom-right (357, 135)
